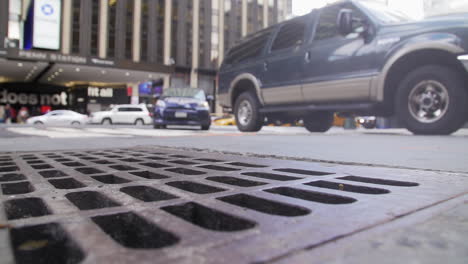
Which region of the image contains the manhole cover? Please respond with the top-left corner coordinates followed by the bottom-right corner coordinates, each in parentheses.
top-left (0, 147), bottom-right (467, 264)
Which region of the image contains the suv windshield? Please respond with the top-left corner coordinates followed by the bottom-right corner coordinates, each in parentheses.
top-left (359, 1), bottom-right (414, 24)
top-left (162, 88), bottom-right (206, 100)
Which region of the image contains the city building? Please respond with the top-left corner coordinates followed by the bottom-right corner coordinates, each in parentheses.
top-left (0, 0), bottom-right (291, 115)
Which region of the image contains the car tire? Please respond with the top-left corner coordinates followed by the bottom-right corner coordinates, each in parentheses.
top-left (101, 118), bottom-right (112, 125)
top-left (71, 121), bottom-right (81, 126)
top-left (34, 121), bottom-right (44, 125)
top-left (303, 111), bottom-right (334, 133)
top-left (234, 91), bottom-right (264, 132)
top-left (134, 119), bottom-right (144, 126)
top-left (201, 125), bottom-right (210, 130)
top-left (396, 65), bottom-right (468, 135)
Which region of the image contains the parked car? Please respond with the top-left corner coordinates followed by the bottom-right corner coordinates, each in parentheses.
top-left (89, 104), bottom-right (152, 125)
top-left (26, 110), bottom-right (88, 125)
top-left (218, 0), bottom-right (468, 135)
top-left (357, 116), bottom-right (377, 129)
top-left (153, 88), bottom-right (212, 130)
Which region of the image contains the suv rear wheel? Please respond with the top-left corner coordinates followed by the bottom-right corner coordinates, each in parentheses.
top-left (396, 65), bottom-right (468, 135)
top-left (303, 111), bottom-right (334, 133)
top-left (234, 91), bottom-right (264, 132)
top-left (101, 118), bottom-right (112, 125)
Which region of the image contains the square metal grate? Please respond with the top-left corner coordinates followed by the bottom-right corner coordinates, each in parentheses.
top-left (0, 147), bottom-right (467, 264)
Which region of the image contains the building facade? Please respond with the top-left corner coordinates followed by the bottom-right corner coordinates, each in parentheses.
top-left (0, 0), bottom-right (291, 115)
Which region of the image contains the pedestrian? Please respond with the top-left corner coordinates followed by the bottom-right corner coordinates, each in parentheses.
top-left (0, 105), bottom-right (4, 123)
top-left (4, 104), bottom-right (12, 124)
top-left (17, 107), bottom-right (30, 124)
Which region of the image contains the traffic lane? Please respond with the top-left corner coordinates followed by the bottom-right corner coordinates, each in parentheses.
top-left (0, 126), bottom-right (467, 173)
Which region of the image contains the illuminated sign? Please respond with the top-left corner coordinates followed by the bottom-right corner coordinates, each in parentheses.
top-left (33, 0), bottom-right (62, 50)
top-left (0, 90), bottom-right (68, 106)
top-left (88, 87), bottom-right (114, 98)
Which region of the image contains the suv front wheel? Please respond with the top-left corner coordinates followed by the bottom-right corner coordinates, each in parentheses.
top-left (234, 91), bottom-right (264, 132)
top-left (396, 65), bottom-right (468, 135)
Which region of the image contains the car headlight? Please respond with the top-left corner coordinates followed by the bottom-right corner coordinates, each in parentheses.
top-left (197, 101), bottom-right (210, 110)
top-left (156, 100), bottom-right (166, 108)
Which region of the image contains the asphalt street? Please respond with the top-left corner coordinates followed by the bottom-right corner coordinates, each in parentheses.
top-left (1, 124), bottom-right (467, 173)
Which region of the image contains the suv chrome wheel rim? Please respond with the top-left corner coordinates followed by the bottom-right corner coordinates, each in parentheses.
top-left (238, 100), bottom-right (253, 126)
top-left (408, 80), bottom-right (449, 123)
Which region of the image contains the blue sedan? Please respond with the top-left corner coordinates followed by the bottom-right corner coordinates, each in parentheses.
top-left (153, 88), bottom-right (212, 130)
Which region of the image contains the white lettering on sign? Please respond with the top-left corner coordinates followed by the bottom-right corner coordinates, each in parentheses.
top-left (33, 0), bottom-right (62, 50)
top-left (88, 87), bottom-right (113, 98)
top-left (0, 90), bottom-right (67, 106)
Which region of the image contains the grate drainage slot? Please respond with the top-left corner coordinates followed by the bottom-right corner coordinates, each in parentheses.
top-left (4, 198), bottom-right (51, 220)
top-left (166, 181), bottom-right (226, 194)
top-left (75, 167), bottom-right (104, 175)
top-left (120, 158), bottom-right (142, 162)
top-left (20, 156), bottom-right (37, 160)
top-left (26, 160), bottom-right (45, 164)
top-left (0, 166), bottom-right (20, 173)
top-left (304, 180), bottom-right (390, 194)
top-left (218, 194), bottom-right (310, 217)
top-left (65, 191), bottom-right (120, 210)
top-left (31, 164), bottom-right (53, 170)
top-left (168, 160), bottom-right (199, 165)
top-left (162, 202), bottom-right (256, 232)
top-left (54, 158), bottom-right (72, 162)
top-left (198, 165), bottom-right (240, 172)
top-left (38, 170), bottom-right (68, 178)
top-left (170, 155), bottom-right (191, 158)
top-left (206, 176), bottom-right (266, 187)
top-left (144, 156), bottom-right (168, 161)
top-left (91, 212), bottom-right (179, 249)
top-left (120, 186), bottom-right (177, 202)
top-left (92, 174), bottom-right (131, 184)
top-left (129, 171), bottom-right (169, 180)
top-left (62, 162), bottom-right (85, 167)
top-left (90, 160), bottom-right (114, 165)
top-left (242, 172), bottom-right (301, 181)
top-left (195, 158), bottom-right (224, 163)
top-left (1, 162), bottom-right (16, 167)
top-left (337, 176), bottom-right (419, 187)
top-left (166, 167), bottom-right (206, 176)
top-left (274, 168), bottom-right (332, 176)
top-left (0, 173), bottom-right (26, 182)
top-left (109, 165), bottom-right (138, 171)
top-left (2, 182), bottom-right (34, 195)
top-left (140, 162), bottom-right (171, 169)
top-left (10, 223), bottom-right (85, 264)
top-left (265, 187), bottom-right (356, 204)
top-left (79, 157), bottom-right (97, 161)
top-left (226, 162), bottom-right (268, 168)
top-left (48, 178), bottom-right (86, 189)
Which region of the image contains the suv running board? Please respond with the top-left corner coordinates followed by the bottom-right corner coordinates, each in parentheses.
top-left (259, 103), bottom-right (375, 113)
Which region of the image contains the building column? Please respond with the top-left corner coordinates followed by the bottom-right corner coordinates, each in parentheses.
top-left (61, 0), bottom-right (72, 54)
top-left (263, 0), bottom-right (268, 28)
top-left (163, 0), bottom-right (172, 65)
top-left (241, 0), bottom-right (248, 37)
top-left (133, 0), bottom-right (142, 62)
top-left (218, 0), bottom-right (225, 67)
top-left (98, 0), bottom-right (108, 58)
top-left (191, 0), bottom-right (200, 88)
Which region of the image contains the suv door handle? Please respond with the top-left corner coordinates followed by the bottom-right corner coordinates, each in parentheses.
top-left (263, 62), bottom-right (268, 71)
top-left (304, 52), bottom-right (311, 63)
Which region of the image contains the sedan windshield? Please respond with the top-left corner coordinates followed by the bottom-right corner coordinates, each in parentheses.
top-left (162, 88), bottom-right (206, 100)
top-left (359, 1), bottom-right (415, 24)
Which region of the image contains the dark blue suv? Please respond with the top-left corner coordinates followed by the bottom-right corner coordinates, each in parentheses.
top-left (153, 88), bottom-right (212, 130)
top-left (218, 0), bottom-right (468, 135)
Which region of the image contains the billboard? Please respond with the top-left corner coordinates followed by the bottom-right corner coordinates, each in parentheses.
top-left (33, 0), bottom-right (62, 50)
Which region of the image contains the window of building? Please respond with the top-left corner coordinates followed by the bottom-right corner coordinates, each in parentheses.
top-left (140, 0), bottom-right (149, 62)
top-left (90, 1), bottom-right (99, 56)
top-left (125, 0), bottom-right (134, 60)
top-left (271, 19), bottom-right (305, 51)
top-left (107, 1), bottom-right (117, 58)
top-left (71, 0), bottom-right (81, 54)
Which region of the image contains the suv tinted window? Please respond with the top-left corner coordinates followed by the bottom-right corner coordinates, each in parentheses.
top-left (314, 4), bottom-right (365, 41)
top-left (225, 28), bottom-right (274, 64)
top-left (117, 107), bottom-right (143, 112)
top-left (271, 20), bottom-right (306, 51)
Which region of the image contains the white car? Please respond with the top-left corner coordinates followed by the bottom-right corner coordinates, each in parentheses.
top-left (26, 110), bottom-right (88, 125)
top-left (89, 104), bottom-right (152, 125)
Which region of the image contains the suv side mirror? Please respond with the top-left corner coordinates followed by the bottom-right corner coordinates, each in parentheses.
top-left (206, 95), bottom-right (214, 101)
top-left (337, 9), bottom-right (353, 36)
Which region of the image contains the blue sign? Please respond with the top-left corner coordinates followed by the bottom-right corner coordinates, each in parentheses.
top-left (138, 82), bottom-right (152, 95)
top-left (41, 4), bottom-right (54, 16)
